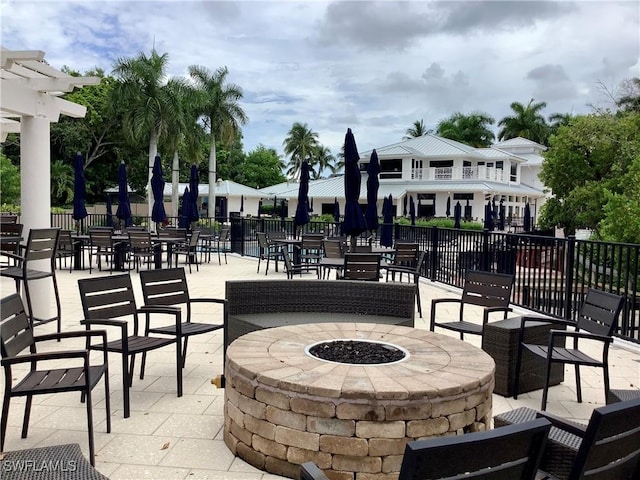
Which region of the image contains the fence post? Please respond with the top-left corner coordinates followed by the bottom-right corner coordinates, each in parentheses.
top-left (563, 235), bottom-right (576, 320)
top-left (429, 226), bottom-right (438, 280)
top-left (481, 229), bottom-right (491, 271)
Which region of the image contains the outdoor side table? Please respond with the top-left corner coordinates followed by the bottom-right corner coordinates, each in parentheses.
top-left (482, 316), bottom-right (565, 397)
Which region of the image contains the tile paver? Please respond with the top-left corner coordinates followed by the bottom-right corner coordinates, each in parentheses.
top-left (1, 252), bottom-right (638, 479)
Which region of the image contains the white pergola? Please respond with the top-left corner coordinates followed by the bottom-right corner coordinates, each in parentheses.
top-left (0, 46), bottom-right (99, 316)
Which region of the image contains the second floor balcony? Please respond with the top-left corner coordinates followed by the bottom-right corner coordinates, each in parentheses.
top-left (406, 166), bottom-right (511, 183)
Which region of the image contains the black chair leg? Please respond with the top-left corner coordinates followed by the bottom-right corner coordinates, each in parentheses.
top-left (541, 356), bottom-right (553, 411)
top-left (21, 395), bottom-right (33, 439)
top-left (575, 364), bottom-right (582, 403)
top-left (182, 337), bottom-right (189, 368)
top-left (85, 389), bottom-right (96, 466)
top-left (1, 394), bottom-right (10, 451)
top-left (123, 354), bottom-right (131, 419)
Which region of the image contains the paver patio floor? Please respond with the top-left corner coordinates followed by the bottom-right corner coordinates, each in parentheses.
top-left (1, 253), bottom-right (638, 479)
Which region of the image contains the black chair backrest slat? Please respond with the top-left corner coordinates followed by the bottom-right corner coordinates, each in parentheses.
top-left (0, 293), bottom-right (34, 358)
top-left (23, 228), bottom-right (59, 262)
top-left (140, 268), bottom-right (189, 306)
top-left (577, 290), bottom-right (624, 336)
top-left (399, 418), bottom-right (551, 480)
top-left (571, 398), bottom-right (640, 479)
top-left (78, 274), bottom-right (139, 330)
top-left (342, 253), bottom-right (381, 281)
top-left (461, 270), bottom-right (513, 308)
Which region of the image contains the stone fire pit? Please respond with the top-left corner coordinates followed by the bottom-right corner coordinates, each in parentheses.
top-left (223, 323), bottom-right (495, 479)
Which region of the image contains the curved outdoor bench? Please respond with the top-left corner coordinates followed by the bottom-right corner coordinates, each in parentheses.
top-left (223, 280), bottom-right (417, 376)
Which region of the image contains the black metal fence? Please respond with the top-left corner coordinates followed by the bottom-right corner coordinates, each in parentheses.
top-left (46, 213), bottom-right (640, 343)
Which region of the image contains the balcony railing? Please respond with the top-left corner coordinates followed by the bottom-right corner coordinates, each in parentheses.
top-left (412, 166), bottom-right (507, 183)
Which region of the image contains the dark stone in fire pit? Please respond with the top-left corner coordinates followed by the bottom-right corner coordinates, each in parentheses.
top-left (309, 340), bottom-right (405, 364)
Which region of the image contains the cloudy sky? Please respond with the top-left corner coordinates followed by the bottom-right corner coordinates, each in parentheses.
top-left (2, 0), bottom-right (638, 158)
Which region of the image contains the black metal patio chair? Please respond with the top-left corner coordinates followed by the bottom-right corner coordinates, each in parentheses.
top-left (301, 417), bottom-right (552, 480)
top-left (1, 293), bottom-right (111, 467)
top-left (78, 273), bottom-right (183, 418)
top-left (139, 267), bottom-right (226, 368)
top-left (513, 288), bottom-right (625, 410)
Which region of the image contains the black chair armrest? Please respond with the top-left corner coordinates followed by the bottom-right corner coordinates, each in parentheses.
top-left (482, 306), bottom-right (513, 324)
top-left (34, 329), bottom-right (108, 346)
top-left (535, 411), bottom-right (587, 437)
top-left (520, 316), bottom-right (574, 330)
top-left (430, 298), bottom-right (463, 330)
top-left (300, 462), bottom-right (330, 480)
top-left (138, 305), bottom-right (181, 315)
top-left (138, 305), bottom-right (182, 337)
top-left (549, 329), bottom-right (613, 345)
top-left (432, 298), bottom-right (462, 307)
top-left (188, 298), bottom-right (227, 306)
top-left (0, 251), bottom-right (23, 262)
top-left (1, 349), bottom-right (90, 367)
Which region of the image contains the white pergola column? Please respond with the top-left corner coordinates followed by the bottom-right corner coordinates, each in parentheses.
top-left (19, 116), bottom-right (52, 319)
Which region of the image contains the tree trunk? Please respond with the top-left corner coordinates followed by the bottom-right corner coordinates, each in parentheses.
top-left (172, 150), bottom-right (179, 220)
top-left (208, 132), bottom-right (217, 221)
top-left (148, 131), bottom-right (158, 226)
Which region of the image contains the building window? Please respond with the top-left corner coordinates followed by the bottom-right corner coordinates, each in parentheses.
top-left (380, 158), bottom-right (402, 179)
top-left (496, 161), bottom-right (504, 170)
top-left (429, 160), bottom-right (453, 168)
top-left (453, 193), bottom-right (474, 200)
top-left (510, 163), bottom-right (517, 182)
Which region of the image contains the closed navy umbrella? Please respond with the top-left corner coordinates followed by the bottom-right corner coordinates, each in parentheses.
top-left (240, 195), bottom-right (244, 213)
top-left (151, 155), bottom-right (167, 227)
top-left (342, 128), bottom-right (366, 238)
top-left (483, 201), bottom-right (494, 230)
top-left (380, 195), bottom-right (394, 248)
top-left (454, 201), bottom-right (462, 229)
top-left (523, 203), bottom-right (531, 232)
top-left (294, 161), bottom-right (310, 230)
top-left (280, 199), bottom-right (287, 229)
top-left (309, 197), bottom-right (313, 213)
top-left (72, 153), bottom-right (88, 230)
top-left (333, 197), bottom-right (340, 222)
top-left (364, 149), bottom-right (380, 233)
top-left (115, 161), bottom-right (132, 228)
top-left (498, 199), bottom-right (506, 231)
top-left (257, 199), bottom-right (262, 218)
top-left (403, 196), bottom-right (408, 216)
top-left (409, 196), bottom-right (416, 226)
top-left (446, 196), bottom-right (451, 218)
top-left (189, 164), bottom-right (200, 224)
top-left (178, 187), bottom-right (192, 229)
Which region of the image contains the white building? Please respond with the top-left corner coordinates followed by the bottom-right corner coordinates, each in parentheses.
top-left (262, 134), bottom-right (547, 228)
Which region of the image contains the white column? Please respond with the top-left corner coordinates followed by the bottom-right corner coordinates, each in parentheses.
top-left (19, 116), bottom-right (52, 319)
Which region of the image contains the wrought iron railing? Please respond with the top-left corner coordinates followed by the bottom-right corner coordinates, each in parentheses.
top-left (42, 213), bottom-right (640, 343)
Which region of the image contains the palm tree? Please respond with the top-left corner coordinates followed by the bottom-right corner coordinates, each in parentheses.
top-left (50, 159), bottom-right (74, 205)
top-left (548, 112), bottom-right (574, 136)
top-left (189, 65), bottom-right (248, 219)
top-left (112, 49), bottom-right (178, 218)
top-left (436, 112), bottom-right (495, 147)
top-left (310, 145), bottom-right (336, 179)
top-left (282, 122), bottom-right (319, 180)
top-left (160, 79), bottom-right (204, 218)
top-left (403, 119), bottom-right (431, 140)
top-left (497, 99), bottom-right (550, 144)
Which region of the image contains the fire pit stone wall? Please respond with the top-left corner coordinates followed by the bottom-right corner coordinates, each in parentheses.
top-left (224, 323), bottom-right (495, 480)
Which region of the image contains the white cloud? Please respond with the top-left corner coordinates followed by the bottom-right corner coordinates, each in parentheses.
top-left (2, 0), bottom-right (638, 158)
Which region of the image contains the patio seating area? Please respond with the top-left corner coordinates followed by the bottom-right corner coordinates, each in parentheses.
top-left (1, 252), bottom-right (639, 479)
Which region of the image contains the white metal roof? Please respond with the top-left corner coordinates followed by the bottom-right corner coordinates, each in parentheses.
top-left (160, 180), bottom-right (264, 197)
top-left (260, 174), bottom-right (543, 201)
top-left (359, 134), bottom-right (546, 167)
